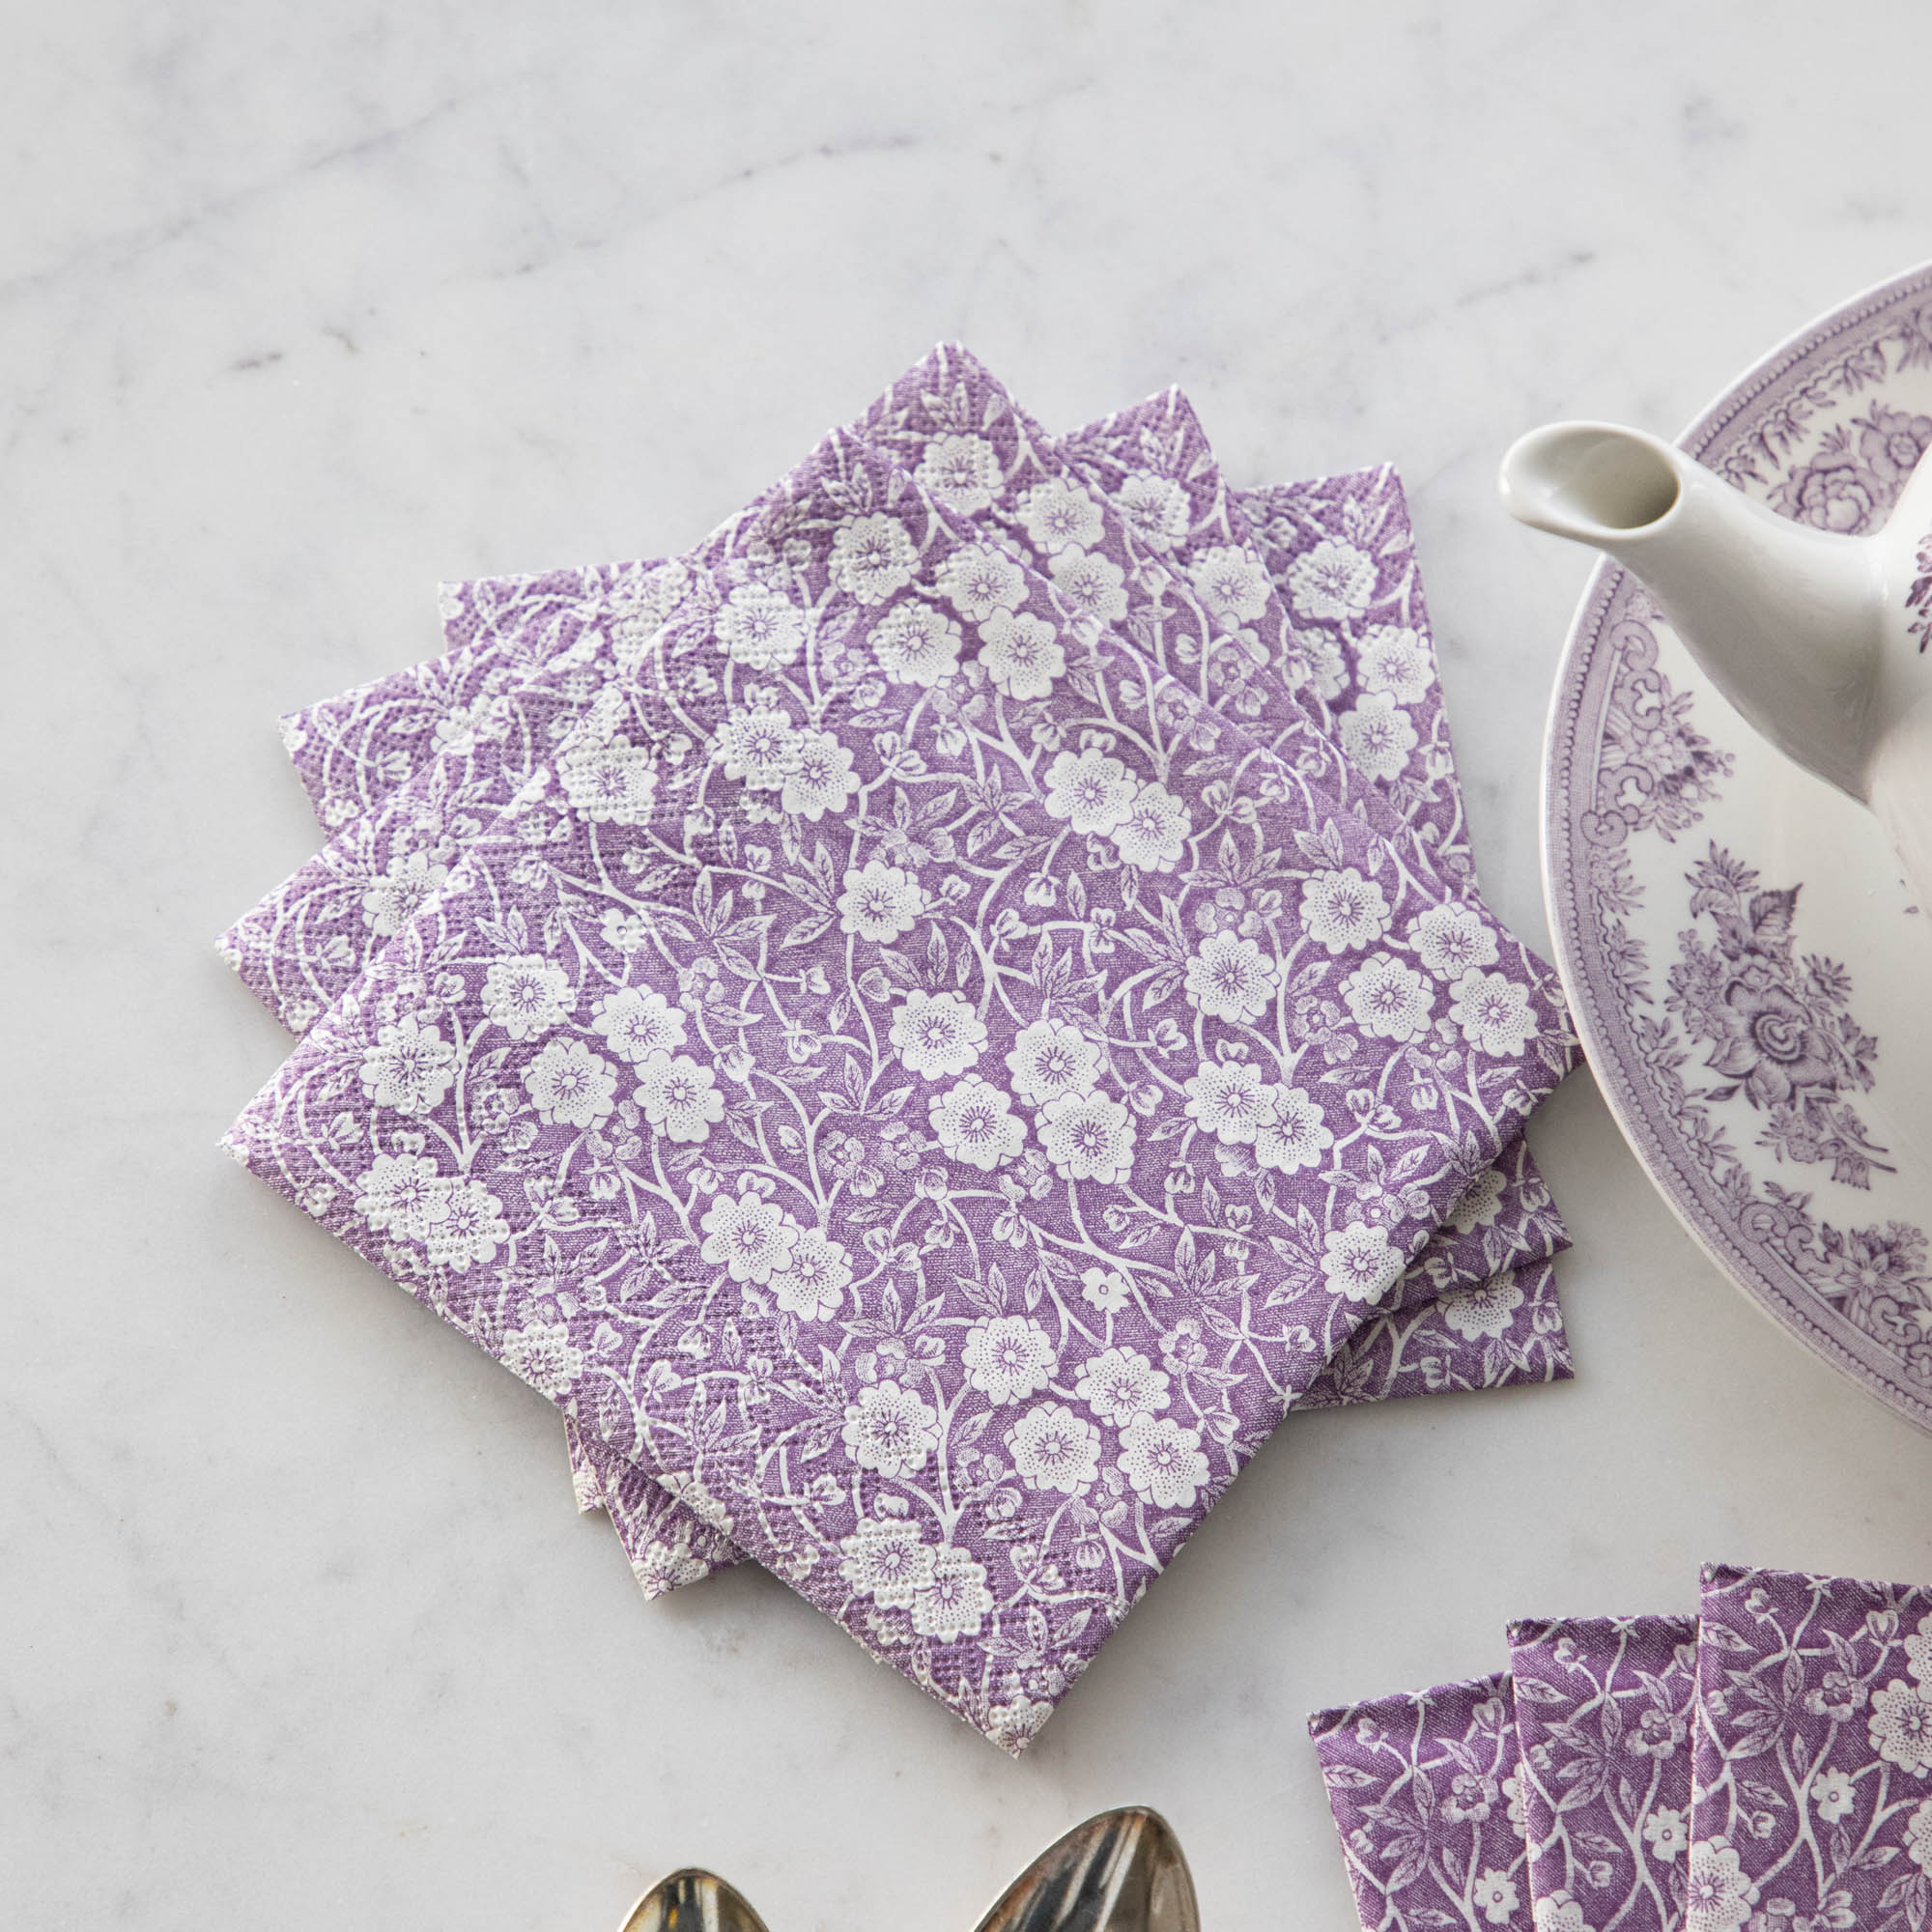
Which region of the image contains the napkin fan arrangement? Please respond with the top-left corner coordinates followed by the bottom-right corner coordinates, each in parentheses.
top-left (1313, 1560), bottom-right (1932, 1932)
top-left (221, 346), bottom-right (1578, 1752)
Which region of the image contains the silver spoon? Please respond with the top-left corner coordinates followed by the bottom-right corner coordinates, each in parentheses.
top-left (972, 1805), bottom-right (1201, 1932)
top-left (616, 1868), bottom-right (771, 1932)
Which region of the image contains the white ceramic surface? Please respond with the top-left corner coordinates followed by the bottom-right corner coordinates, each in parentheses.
top-left (1543, 263), bottom-right (1932, 1432)
top-left (12, 6), bottom-right (1932, 1930)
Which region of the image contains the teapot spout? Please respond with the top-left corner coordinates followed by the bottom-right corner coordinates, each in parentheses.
top-left (1500, 421), bottom-right (1885, 801)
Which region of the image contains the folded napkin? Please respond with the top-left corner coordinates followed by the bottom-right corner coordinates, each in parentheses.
top-left (1690, 1562), bottom-right (1932, 1932)
top-left (227, 413), bottom-right (1577, 1748)
top-left (1310, 1673), bottom-right (1532, 1931)
top-left (238, 355), bottom-right (1575, 1603)
top-left (1509, 1615), bottom-right (1698, 1932)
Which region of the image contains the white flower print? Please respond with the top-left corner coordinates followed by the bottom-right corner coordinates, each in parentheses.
top-left (1302, 628), bottom-right (1348, 703)
top-left (890, 989), bottom-right (986, 1079)
top-left (1006, 1017), bottom-right (1101, 1107)
top-left (781, 728), bottom-right (859, 820)
top-left (355, 1151), bottom-right (447, 1236)
top-left (1684, 1838), bottom-right (1758, 1932)
top-left (499, 1317), bottom-right (583, 1399)
top-left (1183, 929), bottom-right (1279, 1023)
top-left (600, 907), bottom-right (651, 952)
top-left (1903, 1610), bottom-right (1932, 1685)
top-left (360, 848), bottom-right (446, 937)
top-left (1117, 1415), bottom-right (1209, 1510)
top-left (657, 1469), bottom-right (733, 1537)
top-left (635, 1049), bottom-right (724, 1144)
top-left (522, 1037), bottom-right (618, 1129)
top-left (1446, 1164), bottom-right (1506, 1233)
top-left (1081, 1265), bottom-right (1132, 1313)
top-left (977, 609), bottom-right (1065, 700)
top-left (590, 985), bottom-right (687, 1064)
top-left (1533, 1896), bottom-right (1590, 1932)
top-left (838, 860), bottom-right (923, 942)
top-left (1253, 1086), bottom-right (1334, 1175)
top-left (1341, 953), bottom-right (1435, 1042)
top-left (714, 581), bottom-right (808, 670)
top-left (1113, 471), bottom-right (1189, 551)
top-left (1337, 692), bottom-right (1418, 781)
top-left (767, 1230), bottom-right (853, 1321)
top-left (1049, 547), bottom-right (1129, 629)
top-left (699, 1184), bottom-right (801, 1285)
top-left (424, 1179), bottom-right (508, 1271)
top-left (1042, 746), bottom-right (1139, 834)
top-left (1643, 1806), bottom-right (1688, 1862)
top-left (1906, 1798), bottom-right (1932, 1871)
top-left (1006, 1403), bottom-right (1101, 1494)
top-left (1408, 901), bottom-right (1500, 979)
top-left (1183, 1060), bottom-right (1274, 1145)
top-left (1286, 537), bottom-right (1377, 621)
top-left (1869, 1680), bottom-right (1932, 1775)
top-left (1017, 478), bottom-right (1104, 554)
top-left (1440, 1273), bottom-right (1525, 1340)
top-left (829, 513), bottom-right (917, 605)
top-left (1358, 624), bottom-right (1433, 703)
top-left (559, 733), bottom-right (660, 826)
top-left (962, 1315), bottom-right (1057, 1405)
top-left (1073, 1346), bottom-right (1171, 1429)
top-left (1299, 867), bottom-right (1393, 954)
top-left (1321, 1222), bottom-right (1404, 1304)
top-left (840, 1378), bottom-right (938, 1479)
top-left (358, 1013), bottom-right (456, 1116)
top-left (1187, 544), bottom-right (1271, 629)
top-left (911, 1547), bottom-right (994, 1640)
top-left (914, 434), bottom-right (1001, 515)
top-left (988, 1695), bottom-right (1053, 1754)
top-left (869, 601), bottom-right (963, 687)
top-left (1473, 1872), bottom-right (1520, 1928)
top-left (838, 1514), bottom-right (934, 1608)
top-left (1038, 1091), bottom-right (1136, 1184)
top-left (1808, 1765), bottom-right (1857, 1823)
top-left (482, 954), bottom-right (575, 1040)
top-left (713, 693), bottom-right (801, 790)
top-left (1110, 781), bottom-right (1190, 872)
top-left (929, 1074), bottom-right (1025, 1172)
top-left (936, 541), bottom-right (1027, 622)
top-left (1449, 968), bottom-right (1539, 1057)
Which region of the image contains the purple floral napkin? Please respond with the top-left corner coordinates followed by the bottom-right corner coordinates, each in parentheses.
top-left (236, 356), bottom-right (1575, 1601)
top-left (227, 414), bottom-right (1576, 1749)
top-left (1310, 1673), bottom-right (1532, 1931)
top-left (1690, 1562), bottom-right (1932, 1932)
top-left (1508, 1615), bottom-right (1698, 1932)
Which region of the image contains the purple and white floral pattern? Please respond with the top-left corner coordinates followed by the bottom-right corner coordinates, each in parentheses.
top-left (227, 418), bottom-right (1575, 1750)
top-left (1690, 1563), bottom-right (1932, 1932)
top-left (1545, 265), bottom-right (1932, 1430)
top-left (248, 356), bottom-right (1575, 1598)
top-left (1311, 1673), bottom-right (1532, 1932)
top-left (1509, 1615), bottom-right (1699, 1932)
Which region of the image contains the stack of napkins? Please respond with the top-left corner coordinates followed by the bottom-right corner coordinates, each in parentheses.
top-left (1312, 1561), bottom-right (1932, 1931)
top-left (221, 346), bottom-right (1577, 1751)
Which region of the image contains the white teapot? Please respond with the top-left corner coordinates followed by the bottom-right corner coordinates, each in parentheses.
top-left (1499, 421), bottom-right (1932, 906)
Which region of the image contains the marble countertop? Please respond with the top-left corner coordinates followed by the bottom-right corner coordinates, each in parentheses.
top-left (10, 3), bottom-right (1932, 1925)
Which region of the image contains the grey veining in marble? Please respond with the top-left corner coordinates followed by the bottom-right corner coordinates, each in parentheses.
top-left (8, 3), bottom-right (1932, 1927)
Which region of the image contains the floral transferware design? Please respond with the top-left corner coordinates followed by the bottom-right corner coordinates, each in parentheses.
top-left (1310, 1673), bottom-right (1532, 1931)
top-left (1508, 1615), bottom-right (1698, 1932)
top-left (248, 355), bottom-right (1574, 1597)
top-left (1544, 266), bottom-right (1932, 1428)
top-left (1690, 1563), bottom-right (1932, 1932)
top-left (228, 420), bottom-right (1575, 1750)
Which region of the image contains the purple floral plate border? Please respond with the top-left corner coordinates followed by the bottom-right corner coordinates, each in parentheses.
top-left (1543, 259), bottom-right (1932, 1433)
